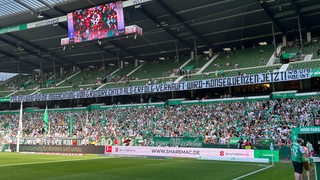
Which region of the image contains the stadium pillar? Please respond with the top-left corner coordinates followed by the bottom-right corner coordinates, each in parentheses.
top-left (209, 48), bottom-right (213, 58)
top-left (135, 59), bottom-right (138, 67)
top-left (73, 66), bottom-right (76, 72)
top-left (39, 60), bottom-right (43, 78)
top-left (102, 54), bottom-right (106, 78)
top-left (193, 39), bottom-right (198, 60)
top-left (282, 36), bottom-right (287, 46)
top-left (190, 90), bottom-right (194, 99)
top-left (117, 51), bottom-right (120, 68)
top-left (191, 51), bottom-right (195, 59)
top-left (307, 32), bottom-right (311, 43)
top-left (175, 41), bottom-right (180, 68)
top-left (52, 58), bottom-right (56, 81)
top-left (17, 63), bottom-right (21, 80)
top-left (60, 67), bottom-right (63, 75)
top-left (17, 101), bottom-right (23, 152)
top-left (271, 23), bottom-right (276, 53)
top-left (103, 61), bottom-right (106, 78)
top-left (297, 17), bottom-right (303, 48)
top-left (140, 95), bottom-right (143, 103)
top-left (120, 61), bottom-right (124, 68)
top-left (272, 83), bottom-right (275, 92)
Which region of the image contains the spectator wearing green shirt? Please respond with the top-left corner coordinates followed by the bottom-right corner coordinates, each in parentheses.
top-left (291, 138), bottom-right (306, 180)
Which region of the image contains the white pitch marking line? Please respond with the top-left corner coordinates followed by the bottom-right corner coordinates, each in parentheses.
top-left (233, 165), bottom-right (274, 180)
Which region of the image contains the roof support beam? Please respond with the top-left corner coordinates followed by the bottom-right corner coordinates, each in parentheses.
top-left (106, 41), bottom-right (139, 59)
top-left (0, 48), bottom-right (38, 68)
top-left (0, 21), bottom-right (72, 67)
top-left (37, 0), bottom-right (66, 15)
top-left (156, 1), bottom-right (212, 47)
top-left (258, 1), bottom-right (286, 34)
top-left (0, 3), bottom-right (77, 67)
top-left (14, 0), bottom-right (38, 14)
top-left (139, 7), bottom-right (193, 49)
top-left (0, 34), bottom-right (66, 67)
top-left (4, 12), bottom-right (75, 66)
top-left (289, 0), bottom-right (310, 32)
top-left (37, 0), bottom-right (68, 29)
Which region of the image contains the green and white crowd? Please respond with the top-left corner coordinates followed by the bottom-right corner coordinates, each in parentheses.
top-left (0, 97), bottom-right (319, 146)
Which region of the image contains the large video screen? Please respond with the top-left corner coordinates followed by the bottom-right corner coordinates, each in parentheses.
top-left (67, 1), bottom-right (125, 44)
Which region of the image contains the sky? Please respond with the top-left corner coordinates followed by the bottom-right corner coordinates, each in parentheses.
top-left (0, 72), bottom-right (17, 81)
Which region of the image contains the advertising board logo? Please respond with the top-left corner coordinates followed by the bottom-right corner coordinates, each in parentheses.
top-left (115, 147), bottom-right (119, 152)
top-left (220, 151), bottom-right (224, 156)
top-left (106, 146), bottom-right (112, 153)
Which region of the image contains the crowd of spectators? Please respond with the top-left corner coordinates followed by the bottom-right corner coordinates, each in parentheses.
top-left (0, 97), bottom-right (319, 147)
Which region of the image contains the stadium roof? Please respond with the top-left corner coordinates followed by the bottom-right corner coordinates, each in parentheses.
top-left (0, 0), bottom-right (320, 73)
top-left (0, 0), bottom-right (75, 19)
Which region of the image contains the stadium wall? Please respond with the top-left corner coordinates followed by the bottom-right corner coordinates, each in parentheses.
top-left (8, 144), bottom-right (279, 162)
top-left (10, 144), bottom-right (105, 154)
top-left (0, 91), bottom-right (318, 115)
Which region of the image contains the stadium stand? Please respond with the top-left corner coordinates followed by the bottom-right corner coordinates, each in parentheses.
top-left (0, 74), bottom-right (31, 91)
top-left (0, 0), bottom-right (318, 154)
top-left (281, 40), bottom-right (320, 60)
top-left (129, 58), bottom-right (186, 79)
top-left (0, 54), bottom-right (316, 95)
top-left (1, 1), bottom-right (320, 179)
top-left (203, 45), bottom-right (274, 73)
top-left (15, 89), bottom-right (37, 96)
top-left (112, 65), bottom-right (136, 78)
top-left (1, 95), bottom-right (319, 148)
top-left (58, 67), bottom-right (104, 87)
top-left (0, 91), bottom-right (11, 98)
top-left (187, 56), bottom-right (210, 71)
top-left (181, 64), bottom-right (282, 81)
top-left (288, 59), bottom-right (320, 70)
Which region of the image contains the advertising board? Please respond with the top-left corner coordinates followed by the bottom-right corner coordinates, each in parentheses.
top-left (105, 146), bottom-right (254, 159)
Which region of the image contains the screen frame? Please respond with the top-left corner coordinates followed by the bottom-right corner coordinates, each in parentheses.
top-left (67, 1), bottom-right (125, 44)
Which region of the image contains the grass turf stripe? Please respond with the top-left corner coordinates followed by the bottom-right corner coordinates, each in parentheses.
top-left (0, 156), bottom-right (116, 167)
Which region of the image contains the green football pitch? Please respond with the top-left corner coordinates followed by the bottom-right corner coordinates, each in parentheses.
top-left (0, 152), bottom-right (312, 180)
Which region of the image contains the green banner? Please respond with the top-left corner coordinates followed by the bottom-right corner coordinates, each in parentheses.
top-left (167, 99), bottom-right (184, 105)
top-left (298, 126), bottom-right (320, 134)
top-left (0, 24), bottom-right (27, 35)
top-left (312, 68), bottom-right (320, 77)
top-left (281, 52), bottom-right (298, 59)
top-left (0, 98), bottom-right (10, 103)
top-left (254, 150), bottom-right (279, 162)
top-left (152, 137), bottom-right (203, 147)
top-left (271, 92), bottom-right (296, 99)
top-left (183, 65), bottom-right (195, 70)
top-left (229, 137), bottom-right (240, 144)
